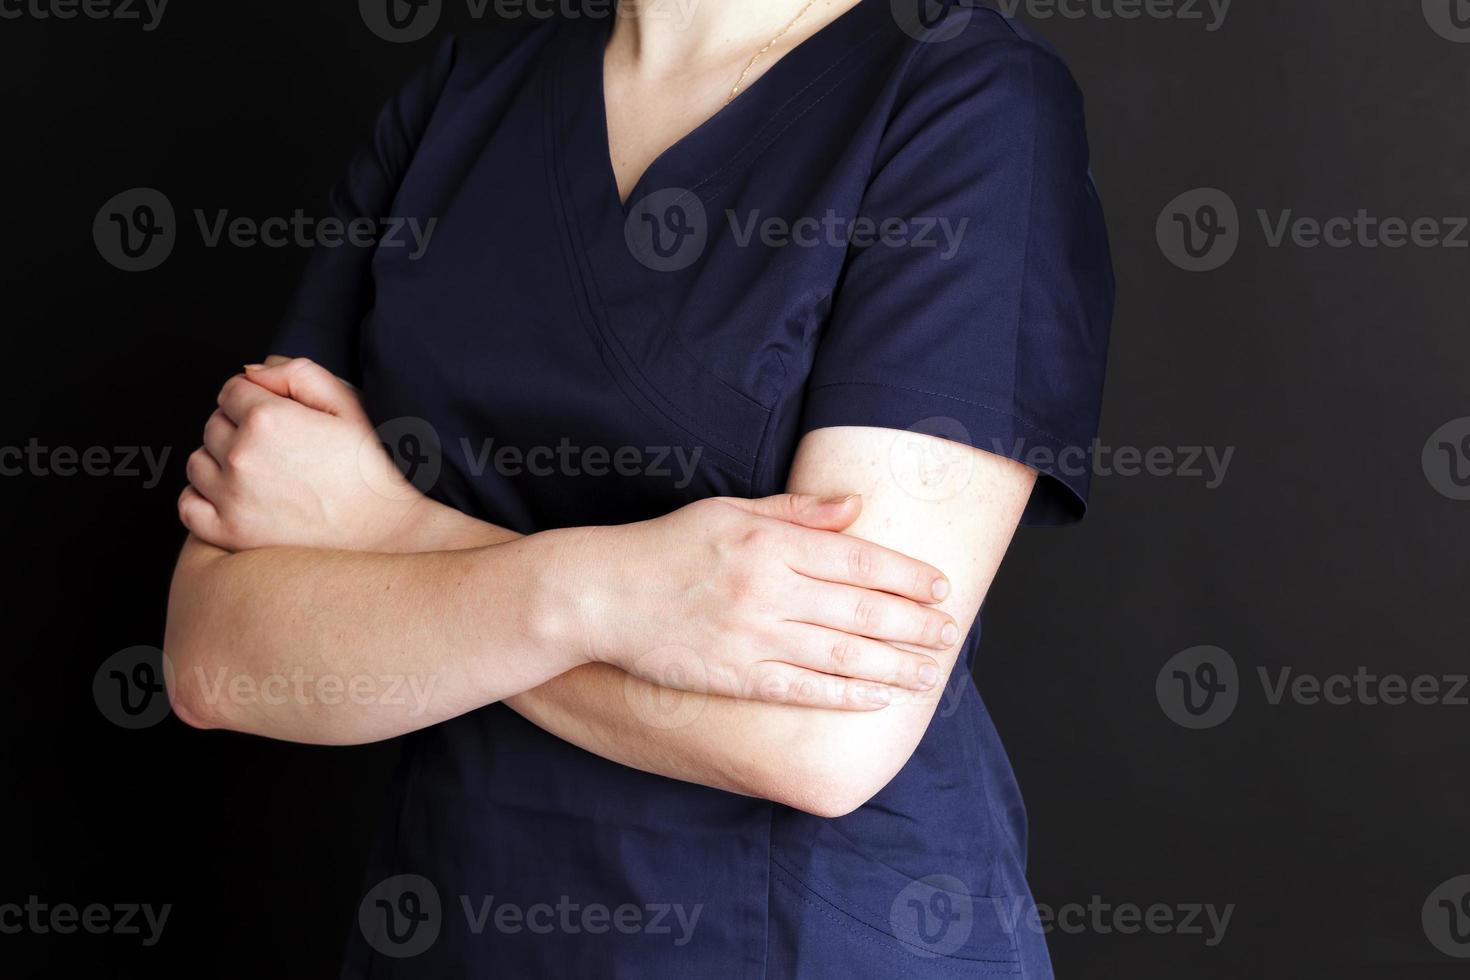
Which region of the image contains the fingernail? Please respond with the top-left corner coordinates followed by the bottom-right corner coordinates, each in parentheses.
top-left (919, 664), bottom-right (939, 689)
top-left (940, 623), bottom-right (959, 646)
top-left (821, 492), bottom-right (860, 505)
top-left (931, 578), bottom-right (950, 601)
top-left (243, 363), bottom-right (264, 372)
top-left (862, 685), bottom-right (890, 705)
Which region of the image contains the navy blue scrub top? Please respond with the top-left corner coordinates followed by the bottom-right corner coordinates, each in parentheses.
top-left (273, 3), bottom-right (1112, 977)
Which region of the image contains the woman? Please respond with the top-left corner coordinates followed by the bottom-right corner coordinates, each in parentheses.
top-left (165, 0), bottom-right (1112, 976)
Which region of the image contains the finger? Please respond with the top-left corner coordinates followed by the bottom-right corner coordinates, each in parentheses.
top-left (778, 622), bottom-right (941, 692)
top-left (178, 485), bottom-right (226, 545)
top-left (722, 492), bottom-right (862, 531)
top-left (791, 580), bottom-right (960, 650)
top-left (201, 410), bottom-right (237, 465)
top-left (217, 374), bottom-right (279, 425)
top-left (185, 448), bottom-right (226, 501)
top-left (244, 357), bottom-right (365, 420)
top-left (743, 663), bottom-right (896, 711)
top-left (788, 527), bottom-right (950, 603)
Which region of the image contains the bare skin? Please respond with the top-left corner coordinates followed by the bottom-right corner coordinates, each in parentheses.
top-left (604, 0), bottom-right (865, 202)
top-left (170, 358), bottom-right (1033, 816)
top-left (167, 359), bottom-right (960, 744)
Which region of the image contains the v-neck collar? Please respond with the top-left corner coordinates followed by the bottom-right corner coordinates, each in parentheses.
top-left (552, 0), bottom-right (887, 226)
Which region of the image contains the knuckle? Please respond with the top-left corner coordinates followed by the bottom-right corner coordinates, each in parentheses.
top-left (920, 611), bottom-right (946, 645)
top-left (223, 443), bottom-right (251, 470)
top-left (736, 524), bottom-right (769, 553)
top-left (846, 544), bottom-right (874, 582)
top-left (829, 638), bottom-right (861, 671)
top-left (852, 596), bottom-right (882, 632)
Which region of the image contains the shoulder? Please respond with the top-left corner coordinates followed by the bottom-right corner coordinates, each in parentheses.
top-left (426, 17), bottom-right (561, 84)
top-left (879, 1), bottom-right (1087, 128)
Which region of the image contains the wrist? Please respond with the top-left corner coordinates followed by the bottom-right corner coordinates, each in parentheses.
top-left (524, 524), bottom-right (620, 669)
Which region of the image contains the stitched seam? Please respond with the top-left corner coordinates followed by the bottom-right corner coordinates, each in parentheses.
top-left (771, 866), bottom-right (1021, 975)
top-left (547, 31), bottom-right (759, 470)
top-left (804, 380), bottom-right (1076, 448)
top-left (770, 853), bottom-right (1017, 961)
top-left (689, 25), bottom-right (888, 199)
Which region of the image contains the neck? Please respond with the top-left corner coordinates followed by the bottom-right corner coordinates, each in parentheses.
top-left (607, 0), bottom-right (830, 74)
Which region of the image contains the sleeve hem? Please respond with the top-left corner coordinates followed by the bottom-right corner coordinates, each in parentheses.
top-left (800, 380), bottom-right (1094, 527)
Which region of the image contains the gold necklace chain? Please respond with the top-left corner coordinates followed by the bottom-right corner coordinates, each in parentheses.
top-left (726, 0), bottom-right (821, 105)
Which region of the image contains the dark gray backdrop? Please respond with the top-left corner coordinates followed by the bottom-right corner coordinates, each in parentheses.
top-left (2, 1), bottom-right (1467, 976)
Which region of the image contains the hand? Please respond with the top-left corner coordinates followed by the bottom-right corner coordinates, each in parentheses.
top-left (179, 358), bottom-right (423, 552)
top-left (572, 494), bottom-right (960, 710)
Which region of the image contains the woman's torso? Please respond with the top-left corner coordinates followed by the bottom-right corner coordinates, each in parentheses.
top-left (342, 5), bottom-right (1061, 976)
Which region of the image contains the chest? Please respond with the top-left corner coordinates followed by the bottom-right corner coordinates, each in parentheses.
top-left (355, 25), bottom-right (895, 527)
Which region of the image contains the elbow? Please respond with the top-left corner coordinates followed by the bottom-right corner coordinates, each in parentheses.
top-left (758, 728), bottom-right (908, 819)
top-left (160, 633), bottom-right (218, 731)
top-left (790, 782), bottom-right (879, 821)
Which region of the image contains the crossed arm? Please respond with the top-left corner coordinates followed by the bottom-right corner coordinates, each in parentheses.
top-left (165, 357), bottom-right (1034, 816)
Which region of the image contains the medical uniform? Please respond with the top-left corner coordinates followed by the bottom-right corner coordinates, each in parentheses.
top-left (274, 2), bottom-right (1113, 976)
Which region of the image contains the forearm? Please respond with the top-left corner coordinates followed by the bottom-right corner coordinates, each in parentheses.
top-left (163, 528), bottom-right (581, 744)
top-left (371, 497), bottom-right (910, 811)
top-left (505, 664), bottom-right (932, 816)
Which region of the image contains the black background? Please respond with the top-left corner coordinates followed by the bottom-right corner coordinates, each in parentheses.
top-left (3, 1), bottom-right (1468, 976)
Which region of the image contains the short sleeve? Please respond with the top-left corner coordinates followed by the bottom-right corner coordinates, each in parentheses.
top-left (799, 32), bottom-right (1114, 526)
top-left (267, 37), bottom-right (458, 385)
